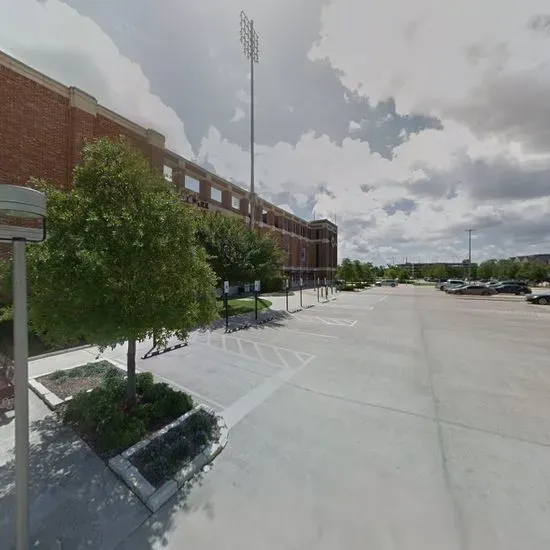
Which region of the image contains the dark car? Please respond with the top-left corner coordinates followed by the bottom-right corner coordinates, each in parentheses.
top-left (447, 284), bottom-right (495, 296)
top-left (526, 293), bottom-right (550, 305)
top-left (492, 283), bottom-right (532, 295)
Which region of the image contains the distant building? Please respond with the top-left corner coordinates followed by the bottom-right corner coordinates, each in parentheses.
top-left (510, 254), bottom-right (550, 266)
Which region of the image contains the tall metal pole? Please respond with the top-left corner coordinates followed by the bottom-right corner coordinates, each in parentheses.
top-left (240, 11), bottom-right (259, 230)
top-left (13, 238), bottom-right (29, 550)
top-left (466, 228), bottom-right (475, 280)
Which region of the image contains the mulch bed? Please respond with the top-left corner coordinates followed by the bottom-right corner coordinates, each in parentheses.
top-left (36, 360), bottom-right (123, 400)
top-left (130, 409), bottom-right (219, 488)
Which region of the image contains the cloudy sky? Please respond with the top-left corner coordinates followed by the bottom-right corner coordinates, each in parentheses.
top-left (2, 0), bottom-right (550, 264)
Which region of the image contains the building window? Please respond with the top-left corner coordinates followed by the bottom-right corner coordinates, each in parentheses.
top-left (163, 165), bottom-right (173, 183)
top-left (232, 196), bottom-right (240, 210)
top-left (211, 187), bottom-right (222, 202)
top-left (185, 176), bottom-right (200, 193)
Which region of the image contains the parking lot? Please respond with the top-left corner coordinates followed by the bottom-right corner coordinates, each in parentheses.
top-left (106, 285), bottom-right (550, 550)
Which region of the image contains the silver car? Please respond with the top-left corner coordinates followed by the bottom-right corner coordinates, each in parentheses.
top-left (447, 284), bottom-right (496, 296)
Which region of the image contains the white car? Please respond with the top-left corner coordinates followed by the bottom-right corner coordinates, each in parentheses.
top-left (377, 279), bottom-right (398, 287)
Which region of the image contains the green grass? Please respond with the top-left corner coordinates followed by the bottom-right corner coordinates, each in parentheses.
top-left (218, 298), bottom-right (272, 316)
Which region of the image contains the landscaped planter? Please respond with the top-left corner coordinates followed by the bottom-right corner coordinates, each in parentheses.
top-left (109, 404), bottom-right (228, 512)
top-left (29, 358), bottom-right (124, 409)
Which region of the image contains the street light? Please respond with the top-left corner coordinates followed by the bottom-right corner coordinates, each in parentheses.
top-left (0, 184), bottom-right (47, 550)
top-left (240, 10), bottom-right (259, 229)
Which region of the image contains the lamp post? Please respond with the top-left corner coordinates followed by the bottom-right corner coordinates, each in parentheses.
top-left (240, 11), bottom-right (259, 229)
top-left (0, 184), bottom-right (47, 550)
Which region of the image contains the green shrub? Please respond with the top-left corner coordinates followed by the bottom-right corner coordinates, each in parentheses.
top-left (340, 285), bottom-right (356, 292)
top-left (63, 370), bottom-right (194, 456)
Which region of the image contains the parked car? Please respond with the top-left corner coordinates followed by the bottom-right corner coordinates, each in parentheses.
top-left (526, 292), bottom-right (550, 305)
top-left (447, 284), bottom-right (496, 296)
top-left (439, 279), bottom-right (465, 291)
top-left (492, 283), bottom-right (532, 295)
top-left (377, 279), bottom-right (397, 287)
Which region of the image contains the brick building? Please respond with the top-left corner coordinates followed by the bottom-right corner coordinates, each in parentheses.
top-left (0, 51), bottom-right (337, 285)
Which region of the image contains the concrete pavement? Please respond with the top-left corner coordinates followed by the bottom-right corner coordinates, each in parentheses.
top-left (2, 286), bottom-right (550, 548)
top-left (117, 287), bottom-right (550, 550)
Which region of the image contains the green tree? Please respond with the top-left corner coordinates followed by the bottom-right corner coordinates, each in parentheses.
top-left (384, 267), bottom-right (398, 279)
top-left (428, 264), bottom-right (449, 280)
top-left (27, 138), bottom-right (218, 404)
top-left (196, 212), bottom-right (284, 287)
top-left (397, 268), bottom-right (409, 282)
top-left (338, 258), bottom-right (357, 282)
top-left (196, 213), bottom-right (249, 283)
top-left (245, 229), bottom-right (285, 287)
top-left (362, 262), bottom-right (375, 283)
top-left (353, 260), bottom-right (364, 281)
top-left (477, 260), bottom-right (496, 280)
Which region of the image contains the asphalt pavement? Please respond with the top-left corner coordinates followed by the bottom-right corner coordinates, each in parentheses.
top-left (113, 286), bottom-right (550, 550)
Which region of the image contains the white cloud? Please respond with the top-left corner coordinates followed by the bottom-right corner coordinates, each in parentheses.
top-left (230, 107), bottom-right (245, 122)
top-left (0, 0), bottom-right (194, 159)
top-left (277, 203), bottom-right (294, 214)
top-left (309, 0), bottom-right (550, 151)
top-left (4, 0), bottom-right (550, 264)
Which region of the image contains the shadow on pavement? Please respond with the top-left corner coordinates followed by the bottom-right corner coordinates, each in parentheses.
top-left (0, 414), bottom-right (150, 549)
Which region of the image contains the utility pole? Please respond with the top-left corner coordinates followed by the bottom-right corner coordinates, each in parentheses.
top-left (240, 11), bottom-right (259, 230)
top-left (466, 228), bottom-right (475, 280)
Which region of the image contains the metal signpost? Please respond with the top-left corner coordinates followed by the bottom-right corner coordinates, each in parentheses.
top-left (0, 185), bottom-right (47, 550)
top-left (254, 279), bottom-right (261, 320)
top-left (317, 277), bottom-right (320, 302)
top-left (299, 277), bottom-right (303, 308)
top-left (285, 278), bottom-right (289, 311)
top-left (223, 281), bottom-right (230, 331)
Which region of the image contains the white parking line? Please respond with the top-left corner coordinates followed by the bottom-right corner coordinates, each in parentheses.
top-left (274, 348), bottom-right (291, 370)
top-left (272, 328), bottom-right (340, 340)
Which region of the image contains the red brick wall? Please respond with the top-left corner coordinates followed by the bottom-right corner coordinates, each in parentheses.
top-left (0, 56), bottom-right (337, 272)
top-left (0, 64), bottom-right (70, 189)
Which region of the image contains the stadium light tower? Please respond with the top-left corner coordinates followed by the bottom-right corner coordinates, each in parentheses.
top-left (240, 10), bottom-right (259, 229)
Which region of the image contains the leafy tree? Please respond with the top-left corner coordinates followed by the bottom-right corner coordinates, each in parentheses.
top-left (338, 258), bottom-right (357, 282)
top-left (353, 260), bottom-right (365, 281)
top-left (196, 213), bottom-right (249, 283)
top-left (477, 260), bottom-right (496, 280)
top-left (245, 229), bottom-right (285, 286)
top-left (397, 268), bottom-right (409, 282)
top-left (27, 138), bottom-right (218, 404)
top-left (362, 262), bottom-right (375, 283)
top-left (196, 213), bottom-right (284, 286)
top-left (384, 267), bottom-right (399, 279)
top-left (427, 264), bottom-right (449, 280)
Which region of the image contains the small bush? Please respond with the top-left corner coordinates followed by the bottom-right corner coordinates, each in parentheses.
top-left (339, 285), bottom-right (356, 292)
top-left (63, 370), bottom-right (194, 456)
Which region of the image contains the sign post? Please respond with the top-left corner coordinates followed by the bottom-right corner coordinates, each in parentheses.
top-left (254, 280), bottom-right (261, 320)
top-left (223, 281), bottom-right (229, 331)
top-left (317, 277), bottom-right (320, 302)
top-left (285, 278), bottom-right (289, 311)
top-left (324, 277), bottom-right (328, 300)
top-left (299, 277), bottom-right (303, 308)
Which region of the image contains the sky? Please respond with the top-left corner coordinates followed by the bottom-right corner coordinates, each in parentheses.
top-left (1, 0), bottom-right (550, 265)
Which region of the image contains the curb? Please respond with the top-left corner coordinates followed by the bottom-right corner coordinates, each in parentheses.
top-left (29, 358), bottom-right (123, 410)
top-left (108, 404), bottom-right (228, 513)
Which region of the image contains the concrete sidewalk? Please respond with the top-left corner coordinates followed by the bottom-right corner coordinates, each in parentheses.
top-left (0, 391), bottom-right (149, 549)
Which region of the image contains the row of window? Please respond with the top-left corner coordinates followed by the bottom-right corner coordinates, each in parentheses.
top-left (164, 165), bottom-right (335, 240)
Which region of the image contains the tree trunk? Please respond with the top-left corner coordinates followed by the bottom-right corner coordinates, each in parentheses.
top-left (126, 338), bottom-right (137, 406)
